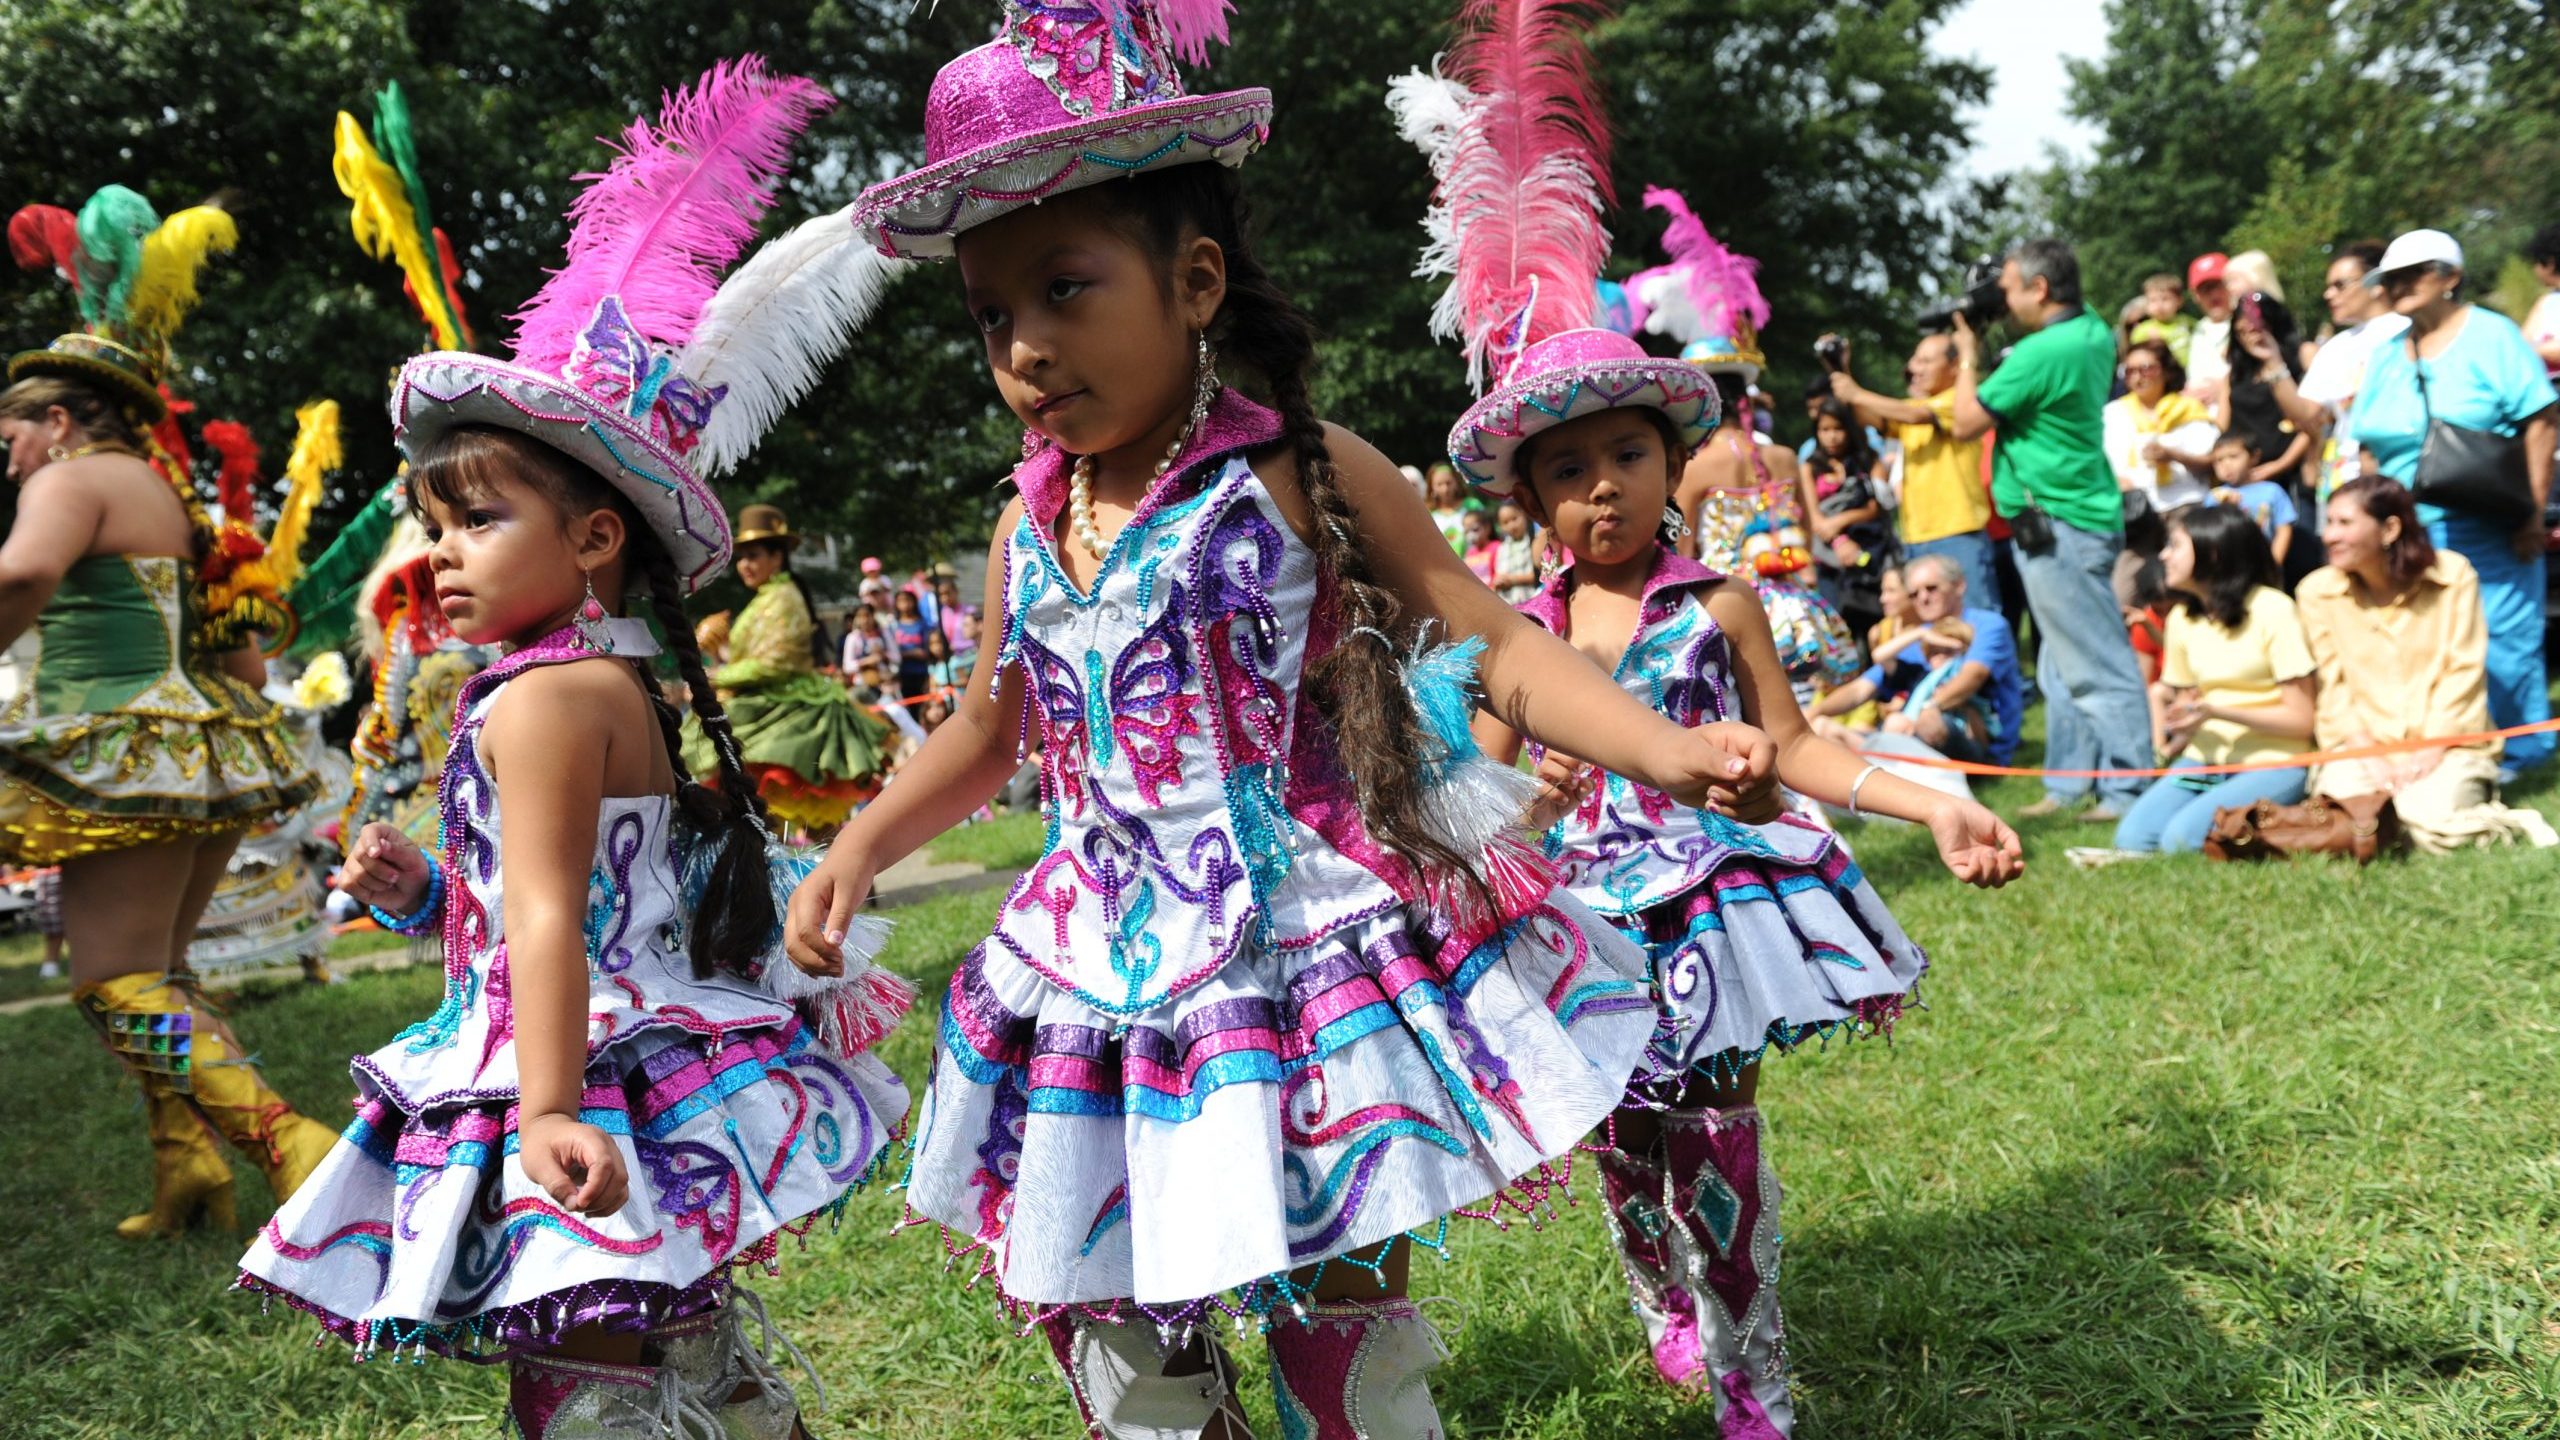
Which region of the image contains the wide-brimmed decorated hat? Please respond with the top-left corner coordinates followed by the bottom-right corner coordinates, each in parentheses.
top-left (733, 503), bottom-right (797, 550)
top-left (394, 57), bottom-right (904, 595)
top-left (1447, 328), bottom-right (1719, 494)
top-left (1623, 187), bottom-right (1769, 384)
top-left (8, 185), bottom-right (240, 425)
top-left (851, 0), bottom-right (1272, 259)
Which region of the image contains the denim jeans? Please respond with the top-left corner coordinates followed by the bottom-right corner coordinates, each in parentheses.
top-left (2012, 518), bottom-right (2154, 808)
top-left (1902, 530), bottom-right (2002, 616)
top-left (2112, 759), bottom-right (2310, 853)
top-left (2426, 509), bottom-right (2553, 771)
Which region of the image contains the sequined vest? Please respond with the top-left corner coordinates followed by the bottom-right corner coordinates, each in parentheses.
top-left (989, 452), bottom-right (1399, 1016)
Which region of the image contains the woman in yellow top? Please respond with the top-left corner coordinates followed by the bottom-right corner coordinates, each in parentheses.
top-left (0, 348), bottom-right (331, 1237)
top-left (2296, 477), bottom-right (2556, 851)
top-left (2102, 340), bottom-right (2218, 511)
top-left (2106, 504), bottom-right (2317, 854)
top-left (679, 504), bottom-right (892, 834)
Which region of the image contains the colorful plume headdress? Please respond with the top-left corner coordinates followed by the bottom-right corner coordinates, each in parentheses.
top-left (334, 81), bottom-right (475, 351)
top-left (1624, 184), bottom-right (1767, 352)
top-left (1390, 0), bottom-right (1616, 391)
top-left (8, 183), bottom-right (239, 418)
top-left (390, 55), bottom-right (844, 592)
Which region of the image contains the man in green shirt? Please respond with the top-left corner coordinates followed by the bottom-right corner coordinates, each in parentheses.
top-left (1948, 238), bottom-right (2153, 821)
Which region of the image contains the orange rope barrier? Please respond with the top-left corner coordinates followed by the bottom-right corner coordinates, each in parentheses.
top-left (1853, 718), bottom-right (2560, 780)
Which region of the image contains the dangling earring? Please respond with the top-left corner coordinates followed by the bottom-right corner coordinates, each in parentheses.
top-left (1537, 529), bottom-right (1564, 584)
top-left (1191, 332), bottom-right (1221, 421)
top-left (1659, 502), bottom-right (1690, 544)
top-left (45, 445), bottom-right (69, 463)
top-left (572, 573), bottom-right (614, 654)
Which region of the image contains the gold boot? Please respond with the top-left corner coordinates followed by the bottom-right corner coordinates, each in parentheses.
top-left (76, 972), bottom-right (240, 1238)
top-left (178, 983), bottom-right (338, 1205)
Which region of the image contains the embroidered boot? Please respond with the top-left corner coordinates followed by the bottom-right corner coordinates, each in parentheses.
top-left (1595, 1139), bottom-right (1713, 1390)
top-left (656, 1288), bottom-right (823, 1439)
top-left (1264, 1296), bottom-right (1450, 1440)
top-left (78, 972), bottom-right (236, 1237)
top-left (143, 971), bottom-right (337, 1204)
top-left (1660, 1104), bottom-right (1792, 1438)
top-left (1037, 1310), bottom-right (1251, 1439)
top-left (509, 1350), bottom-right (722, 1439)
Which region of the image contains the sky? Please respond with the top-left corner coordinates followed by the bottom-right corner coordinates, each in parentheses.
top-left (1928, 0), bottom-right (2110, 179)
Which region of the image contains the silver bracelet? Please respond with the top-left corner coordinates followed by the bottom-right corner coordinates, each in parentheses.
top-left (1847, 762), bottom-right (1882, 817)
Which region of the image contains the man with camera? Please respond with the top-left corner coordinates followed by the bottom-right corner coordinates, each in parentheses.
top-left (1947, 238), bottom-right (2154, 822)
top-left (1823, 332), bottom-right (1998, 606)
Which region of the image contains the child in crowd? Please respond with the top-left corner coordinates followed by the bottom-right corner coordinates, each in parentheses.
top-left (1493, 496), bottom-right (1544, 602)
top-left (2208, 430), bottom-right (2297, 566)
top-left (1462, 327), bottom-right (2023, 1434)
top-left (241, 60), bottom-right (908, 1436)
top-left (2128, 272), bottom-right (2195, 364)
top-left (1426, 459), bottom-right (1478, 550)
top-left (786, 6), bottom-right (1789, 1431)
top-left (1462, 504), bottom-right (1501, 585)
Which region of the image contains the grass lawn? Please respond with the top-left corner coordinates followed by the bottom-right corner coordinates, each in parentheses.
top-left (2, 756), bottom-right (2555, 1437)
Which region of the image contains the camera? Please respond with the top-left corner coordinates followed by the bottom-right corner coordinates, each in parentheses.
top-left (1813, 335), bottom-right (1848, 373)
top-left (1917, 254), bottom-right (2006, 335)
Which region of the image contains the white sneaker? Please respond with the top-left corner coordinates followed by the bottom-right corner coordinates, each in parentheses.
top-left (2065, 846), bottom-right (2152, 870)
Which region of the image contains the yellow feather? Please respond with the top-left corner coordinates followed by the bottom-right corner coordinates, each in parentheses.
top-left (266, 400), bottom-right (341, 593)
top-left (125, 204), bottom-right (238, 352)
top-left (333, 113), bottom-right (460, 350)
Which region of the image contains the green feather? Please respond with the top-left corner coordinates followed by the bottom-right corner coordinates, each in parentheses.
top-left (73, 184), bottom-right (159, 331)
top-left (282, 481), bottom-right (402, 659)
top-left (370, 82), bottom-right (465, 348)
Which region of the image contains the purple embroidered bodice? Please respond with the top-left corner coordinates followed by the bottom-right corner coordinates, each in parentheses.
top-left (353, 633), bottom-right (794, 1111)
top-left (991, 451), bottom-right (1399, 1016)
top-left (1518, 546), bottom-right (1786, 917)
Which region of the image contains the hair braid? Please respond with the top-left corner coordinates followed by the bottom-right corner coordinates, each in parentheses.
top-left (634, 542), bottom-right (781, 979)
top-left (1119, 165), bottom-right (1483, 890)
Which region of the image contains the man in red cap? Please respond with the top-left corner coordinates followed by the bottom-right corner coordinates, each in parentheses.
top-left (2185, 252), bottom-right (2234, 405)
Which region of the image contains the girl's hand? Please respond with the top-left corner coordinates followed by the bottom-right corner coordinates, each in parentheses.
top-left (786, 847), bottom-right (878, 976)
top-left (1927, 798), bottom-right (2024, 888)
top-left (1675, 722), bottom-right (1780, 822)
top-left (518, 1112), bottom-right (628, 1217)
top-left (1525, 752), bottom-right (1595, 831)
top-left (337, 823), bottom-right (432, 916)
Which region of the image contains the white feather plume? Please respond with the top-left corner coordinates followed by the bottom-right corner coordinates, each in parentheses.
top-left (1388, 64), bottom-right (1476, 346)
top-left (678, 203), bottom-right (909, 477)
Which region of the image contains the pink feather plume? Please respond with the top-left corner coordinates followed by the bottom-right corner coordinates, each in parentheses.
top-left (1431, 0), bottom-right (1616, 388)
top-left (511, 56), bottom-right (832, 374)
top-left (1641, 184), bottom-right (1765, 336)
top-left (1092, 0), bottom-right (1236, 67)
top-left (8, 204), bottom-right (83, 293)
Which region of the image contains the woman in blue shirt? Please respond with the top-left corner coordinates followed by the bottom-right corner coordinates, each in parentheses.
top-left (2344, 229), bottom-right (2559, 773)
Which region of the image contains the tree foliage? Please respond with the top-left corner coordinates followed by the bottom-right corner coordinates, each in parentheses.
top-left (3, 0), bottom-right (1992, 568)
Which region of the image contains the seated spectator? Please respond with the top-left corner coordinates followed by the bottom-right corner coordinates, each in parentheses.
top-left (1461, 507), bottom-right (1500, 587)
top-left (2206, 430), bottom-right (2298, 567)
top-left (2105, 506), bottom-right (2316, 856)
top-left (2295, 477), bottom-right (2556, 851)
top-left (1809, 562), bottom-right (1913, 740)
top-left (1808, 553), bottom-right (2023, 765)
top-left (2103, 340), bottom-right (2216, 510)
top-left (2126, 272), bottom-right (2195, 365)
top-left (1492, 499), bottom-right (1542, 603)
top-left (840, 603), bottom-right (895, 700)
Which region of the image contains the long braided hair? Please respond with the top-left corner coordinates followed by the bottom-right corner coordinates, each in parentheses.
top-left (1102, 164), bottom-right (1484, 890)
top-left (408, 426), bottom-right (778, 979)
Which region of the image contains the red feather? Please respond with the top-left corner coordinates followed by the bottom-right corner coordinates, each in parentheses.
top-left (8, 205), bottom-right (84, 292)
top-left (1430, 0), bottom-right (1616, 387)
top-left (200, 419), bottom-right (263, 522)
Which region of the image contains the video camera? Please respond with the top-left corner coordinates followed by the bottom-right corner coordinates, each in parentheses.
top-left (1917, 255), bottom-right (2005, 335)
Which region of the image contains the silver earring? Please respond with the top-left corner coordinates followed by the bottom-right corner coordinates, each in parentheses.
top-left (45, 445), bottom-right (69, 463)
top-left (1192, 333), bottom-right (1220, 417)
top-left (1660, 503), bottom-right (1689, 543)
top-left (1536, 533), bottom-right (1564, 584)
top-left (571, 573), bottom-right (614, 654)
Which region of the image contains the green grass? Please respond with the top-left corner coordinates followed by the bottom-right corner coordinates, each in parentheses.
top-left (924, 808), bottom-right (1047, 871)
top-left (4, 763), bottom-right (2557, 1437)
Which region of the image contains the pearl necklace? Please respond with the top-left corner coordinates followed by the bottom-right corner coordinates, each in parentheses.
top-left (1066, 381), bottom-right (1218, 562)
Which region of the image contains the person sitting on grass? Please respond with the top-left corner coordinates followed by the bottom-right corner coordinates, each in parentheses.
top-left (2206, 430), bottom-right (2297, 569)
top-left (1808, 553), bottom-right (2023, 766)
top-left (2294, 476), bottom-right (2556, 852)
top-left (2089, 505), bottom-right (2316, 861)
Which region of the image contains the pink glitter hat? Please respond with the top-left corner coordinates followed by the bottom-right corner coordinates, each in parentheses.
top-left (850, 0), bottom-right (1272, 259)
top-left (1446, 328), bottom-right (1719, 495)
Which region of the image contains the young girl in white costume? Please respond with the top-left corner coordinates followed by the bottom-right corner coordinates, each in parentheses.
top-left (778, 1), bottom-right (1778, 1433)
top-left (237, 59), bottom-right (910, 1439)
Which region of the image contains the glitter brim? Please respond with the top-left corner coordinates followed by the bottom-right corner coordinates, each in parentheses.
top-left (1448, 360), bottom-right (1721, 495)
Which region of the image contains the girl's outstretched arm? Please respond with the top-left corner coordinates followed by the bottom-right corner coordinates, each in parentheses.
top-left (1306, 424), bottom-right (1773, 812)
top-left (483, 663), bottom-right (635, 1216)
top-left (787, 507), bottom-right (1029, 967)
top-left (1704, 579), bottom-right (2023, 887)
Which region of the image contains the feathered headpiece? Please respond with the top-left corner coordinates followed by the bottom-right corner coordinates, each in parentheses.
top-left (197, 402), bottom-right (344, 657)
top-left (8, 184), bottom-right (238, 420)
top-left (1625, 185), bottom-right (1767, 374)
top-left (1391, 0), bottom-right (1616, 390)
top-left (334, 82), bottom-right (474, 350)
top-left (391, 56), bottom-right (837, 592)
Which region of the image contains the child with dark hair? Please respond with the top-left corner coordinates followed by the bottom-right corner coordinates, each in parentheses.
top-left (2208, 429), bottom-right (2299, 566)
top-left (239, 62), bottom-right (909, 1437)
top-left (787, 7), bottom-right (1790, 1432)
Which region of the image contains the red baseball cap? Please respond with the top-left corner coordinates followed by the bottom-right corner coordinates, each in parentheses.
top-left (2187, 253), bottom-right (2230, 289)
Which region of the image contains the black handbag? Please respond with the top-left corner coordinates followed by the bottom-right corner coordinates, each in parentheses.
top-left (2408, 337), bottom-right (2535, 528)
